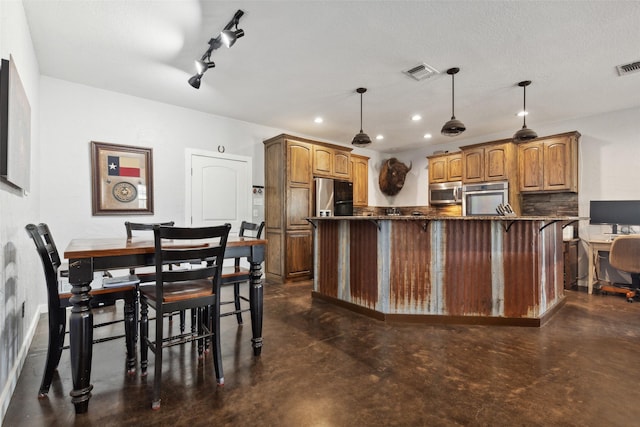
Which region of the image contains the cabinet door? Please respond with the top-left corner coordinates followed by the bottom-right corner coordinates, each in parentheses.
top-left (462, 148), bottom-right (484, 183)
top-left (447, 154), bottom-right (462, 181)
top-left (333, 150), bottom-right (351, 180)
top-left (429, 157), bottom-right (447, 183)
top-left (518, 142), bottom-right (544, 192)
top-left (288, 141), bottom-right (312, 185)
top-left (312, 145), bottom-right (333, 177)
top-left (286, 230), bottom-right (313, 279)
top-left (484, 144), bottom-right (508, 181)
top-left (544, 138), bottom-right (572, 191)
top-left (286, 186), bottom-right (312, 229)
top-left (351, 155), bottom-right (369, 207)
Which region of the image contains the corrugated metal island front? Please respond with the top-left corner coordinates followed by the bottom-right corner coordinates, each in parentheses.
top-left (311, 216), bottom-right (577, 327)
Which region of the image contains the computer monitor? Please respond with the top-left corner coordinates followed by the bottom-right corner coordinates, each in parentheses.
top-left (589, 200), bottom-right (640, 234)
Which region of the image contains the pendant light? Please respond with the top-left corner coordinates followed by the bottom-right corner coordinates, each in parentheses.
top-left (441, 67), bottom-right (466, 137)
top-left (351, 87), bottom-right (372, 147)
top-left (513, 80), bottom-right (538, 142)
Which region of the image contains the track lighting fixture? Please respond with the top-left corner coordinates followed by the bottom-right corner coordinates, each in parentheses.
top-left (513, 80), bottom-right (538, 142)
top-left (352, 88), bottom-right (372, 147)
top-left (441, 67), bottom-right (466, 137)
top-left (188, 9), bottom-right (245, 89)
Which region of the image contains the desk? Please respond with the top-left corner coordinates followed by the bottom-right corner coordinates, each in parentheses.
top-left (63, 236), bottom-right (266, 414)
top-left (587, 239), bottom-right (612, 295)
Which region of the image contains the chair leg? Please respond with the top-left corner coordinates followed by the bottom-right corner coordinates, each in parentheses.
top-left (179, 310), bottom-right (186, 333)
top-left (152, 306), bottom-right (163, 410)
top-left (39, 308), bottom-right (66, 397)
top-left (124, 297), bottom-right (136, 375)
top-left (140, 300), bottom-right (149, 376)
top-left (234, 283), bottom-right (243, 324)
top-left (212, 299), bottom-right (224, 386)
top-left (197, 307), bottom-right (205, 358)
top-left (191, 308), bottom-right (197, 333)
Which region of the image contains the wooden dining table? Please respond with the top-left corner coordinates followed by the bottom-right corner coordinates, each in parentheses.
top-left (63, 235), bottom-right (266, 414)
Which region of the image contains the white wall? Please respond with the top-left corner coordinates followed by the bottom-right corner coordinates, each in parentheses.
top-left (38, 77), bottom-right (289, 253)
top-left (0, 0), bottom-right (41, 420)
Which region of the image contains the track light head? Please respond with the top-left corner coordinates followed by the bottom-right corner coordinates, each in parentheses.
top-left (221, 29), bottom-right (244, 48)
top-left (188, 74), bottom-right (203, 89)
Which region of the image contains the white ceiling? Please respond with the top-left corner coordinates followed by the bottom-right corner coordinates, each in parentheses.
top-left (22, 0), bottom-right (640, 152)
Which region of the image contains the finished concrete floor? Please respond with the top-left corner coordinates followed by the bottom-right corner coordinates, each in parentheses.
top-left (4, 281), bottom-right (640, 426)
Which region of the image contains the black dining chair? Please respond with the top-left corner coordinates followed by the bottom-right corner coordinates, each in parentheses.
top-left (125, 221), bottom-right (195, 330)
top-left (25, 223), bottom-right (138, 397)
top-left (220, 221), bottom-right (264, 324)
top-left (139, 224), bottom-right (230, 410)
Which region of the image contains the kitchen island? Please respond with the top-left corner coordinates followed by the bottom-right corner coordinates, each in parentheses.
top-left (310, 215), bottom-right (577, 326)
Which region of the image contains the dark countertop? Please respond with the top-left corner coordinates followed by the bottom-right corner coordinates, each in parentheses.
top-left (308, 215), bottom-right (580, 221)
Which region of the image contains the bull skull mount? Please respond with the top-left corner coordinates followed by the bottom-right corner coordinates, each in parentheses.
top-left (379, 158), bottom-right (413, 196)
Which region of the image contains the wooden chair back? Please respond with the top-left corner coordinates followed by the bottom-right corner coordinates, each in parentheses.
top-left (25, 223), bottom-right (63, 311)
top-left (153, 224), bottom-right (231, 303)
top-left (610, 235), bottom-right (640, 274)
top-left (125, 221), bottom-right (175, 239)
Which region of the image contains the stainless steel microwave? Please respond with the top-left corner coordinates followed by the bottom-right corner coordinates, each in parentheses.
top-left (462, 181), bottom-right (509, 216)
top-left (429, 181), bottom-right (462, 205)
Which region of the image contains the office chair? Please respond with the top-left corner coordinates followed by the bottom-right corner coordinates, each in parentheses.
top-left (600, 235), bottom-right (640, 302)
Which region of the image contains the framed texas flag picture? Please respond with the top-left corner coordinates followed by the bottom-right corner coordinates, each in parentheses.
top-left (91, 141), bottom-right (153, 215)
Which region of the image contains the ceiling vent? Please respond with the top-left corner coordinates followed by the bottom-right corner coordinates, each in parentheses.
top-left (403, 63), bottom-right (439, 81)
top-left (616, 60), bottom-right (640, 76)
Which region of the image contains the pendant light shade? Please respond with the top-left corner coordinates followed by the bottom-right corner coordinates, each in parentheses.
top-left (513, 80), bottom-right (538, 142)
top-left (352, 87), bottom-right (372, 147)
top-left (441, 67), bottom-right (466, 137)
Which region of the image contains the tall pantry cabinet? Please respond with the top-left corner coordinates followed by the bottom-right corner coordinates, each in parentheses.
top-left (264, 134), bottom-right (354, 283)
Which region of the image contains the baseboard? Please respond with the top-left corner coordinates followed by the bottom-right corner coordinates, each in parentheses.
top-left (0, 304), bottom-right (45, 423)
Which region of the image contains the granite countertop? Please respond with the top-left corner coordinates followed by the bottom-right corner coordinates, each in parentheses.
top-left (308, 215), bottom-right (581, 221)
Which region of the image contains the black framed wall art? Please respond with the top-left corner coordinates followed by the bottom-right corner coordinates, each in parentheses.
top-left (91, 141), bottom-right (154, 215)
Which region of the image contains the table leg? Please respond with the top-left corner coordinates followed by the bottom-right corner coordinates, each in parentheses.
top-left (588, 246), bottom-right (595, 295)
top-left (68, 260), bottom-right (94, 414)
top-left (249, 253), bottom-right (264, 356)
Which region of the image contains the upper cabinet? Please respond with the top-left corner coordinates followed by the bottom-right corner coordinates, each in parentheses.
top-left (461, 141), bottom-right (516, 183)
top-left (518, 131), bottom-right (580, 193)
top-left (313, 144), bottom-right (351, 180)
top-left (428, 152), bottom-right (462, 183)
top-left (288, 141), bottom-right (313, 186)
top-left (351, 154), bottom-right (369, 207)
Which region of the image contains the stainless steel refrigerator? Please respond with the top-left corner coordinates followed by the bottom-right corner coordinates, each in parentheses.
top-left (314, 177), bottom-right (353, 216)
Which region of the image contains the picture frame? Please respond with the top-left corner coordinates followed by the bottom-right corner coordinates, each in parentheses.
top-left (91, 141), bottom-right (153, 215)
top-left (0, 55), bottom-right (31, 192)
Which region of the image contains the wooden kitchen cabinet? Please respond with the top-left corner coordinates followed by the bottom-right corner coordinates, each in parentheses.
top-left (563, 238), bottom-right (579, 289)
top-left (518, 131), bottom-right (580, 193)
top-left (313, 144), bottom-right (351, 180)
top-left (428, 152), bottom-right (462, 183)
top-left (461, 141), bottom-right (515, 184)
top-left (351, 154), bottom-right (369, 206)
top-left (264, 133), bottom-right (353, 282)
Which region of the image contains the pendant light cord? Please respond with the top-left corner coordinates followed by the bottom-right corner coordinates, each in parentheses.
top-left (451, 73), bottom-right (455, 119)
top-left (522, 85), bottom-right (527, 128)
top-left (359, 92), bottom-right (364, 133)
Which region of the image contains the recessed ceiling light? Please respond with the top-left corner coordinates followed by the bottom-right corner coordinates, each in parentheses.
top-left (517, 111), bottom-right (528, 117)
top-left (411, 114), bottom-right (422, 121)
top-left (314, 117), bottom-right (323, 123)
top-left (423, 133), bottom-right (432, 139)
top-left (376, 135), bottom-right (384, 140)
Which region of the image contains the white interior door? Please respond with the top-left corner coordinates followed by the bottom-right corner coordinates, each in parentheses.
top-left (187, 149), bottom-right (252, 235)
